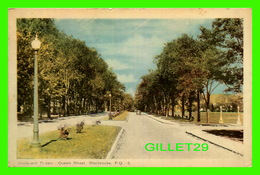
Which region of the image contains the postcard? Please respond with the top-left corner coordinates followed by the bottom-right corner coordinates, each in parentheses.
top-left (8, 8), bottom-right (252, 167)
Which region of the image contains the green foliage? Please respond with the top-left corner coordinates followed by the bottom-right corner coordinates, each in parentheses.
top-left (135, 70), bottom-right (163, 113)
top-left (199, 18), bottom-right (243, 93)
top-left (135, 18), bottom-right (243, 122)
top-left (17, 18), bottom-right (132, 118)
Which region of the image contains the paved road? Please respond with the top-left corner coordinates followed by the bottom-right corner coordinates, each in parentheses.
top-left (17, 112), bottom-right (243, 160)
top-left (109, 112), bottom-right (243, 159)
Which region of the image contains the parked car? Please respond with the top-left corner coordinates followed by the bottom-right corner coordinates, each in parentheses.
top-left (136, 110), bottom-right (141, 115)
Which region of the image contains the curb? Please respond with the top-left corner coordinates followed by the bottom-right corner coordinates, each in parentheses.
top-left (146, 114), bottom-right (243, 157)
top-left (126, 113), bottom-right (130, 123)
top-left (186, 131), bottom-right (243, 156)
top-left (105, 128), bottom-right (125, 159)
top-left (145, 114), bottom-right (176, 125)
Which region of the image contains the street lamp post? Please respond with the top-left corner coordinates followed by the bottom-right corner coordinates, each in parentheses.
top-left (237, 106), bottom-right (242, 125)
top-left (30, 35), bottom-right (41, 149)
top-left (109, 93), bottom-right (112, 113)
top-left (219, 106), bottom-right (224, 124)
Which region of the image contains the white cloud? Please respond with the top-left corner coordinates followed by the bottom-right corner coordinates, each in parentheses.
top-left (54, 19), bottom-right (213, 97)
top-left (105, 59), bottom-right (132, 70)
top-left (117, 74), bottom-right (137, 83)
top-left (96, 34), bottom-right (165, 66)
top-left (118, 34), bottom-right (164, 59)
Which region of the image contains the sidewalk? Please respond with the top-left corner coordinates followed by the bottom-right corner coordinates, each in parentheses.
top-left (145, 113), bottom-right (244, 156)
top-left (17, 112), bottom-right (128, 139)
top-left (17, 113), bottom-right (109, 139)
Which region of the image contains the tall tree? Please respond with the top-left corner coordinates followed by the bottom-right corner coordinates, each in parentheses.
top-left (199, 18), bottom-right (243, 93)
top-left (17, 18), bottom-right (131, 119)
top-left (155, 34), bottom-right (204, 119)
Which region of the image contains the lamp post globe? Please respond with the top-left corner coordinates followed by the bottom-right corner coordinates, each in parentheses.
top-left (30, 34), bottom-right (41, 149)
top-left (31, 35), bottom-right (41, 50)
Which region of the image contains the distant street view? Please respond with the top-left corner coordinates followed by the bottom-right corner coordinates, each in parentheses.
top-left (14, 15), bottom-right (247, 165)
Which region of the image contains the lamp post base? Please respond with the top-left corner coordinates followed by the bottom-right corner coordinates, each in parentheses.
top-left (236, 118), bottom-right (242, 125)
top-left (30, 142), bottom-right (41, 149)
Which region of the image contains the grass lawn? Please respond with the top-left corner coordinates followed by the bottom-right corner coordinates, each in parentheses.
top-left (102, 111), bottom-right (129, 121)
top-left (203, 129), bottom-right (243, 142)
top-left (156, 112), bottom-right (243, 124)
top-left (17, 125), bottom-right (121, 159)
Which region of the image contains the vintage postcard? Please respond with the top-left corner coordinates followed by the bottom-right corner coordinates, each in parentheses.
top-left (8, 8), bottom-right (252, 167)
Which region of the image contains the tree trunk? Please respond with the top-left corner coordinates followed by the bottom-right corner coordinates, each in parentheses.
top-left (53, 100), bottom-right (56, 115)
top-left (171, 104), bottom-right (175, 117)
top-left (66, 97), bottom-right (70, 116)
top-left (165, 105), bottom-right (169, 117)
top-left (153, 96), bottom-right (157, 114)
top-left (62, 95), bottom-right (66, 117)
top-left (171, 95), bottom-right (175, 117)
top-left (206, 92), bottom-right (210, 123)
top-left (79, 98), bottom-right (83, 114)
top-left (181, 94), bottom-right (185, 118)
top-left (39, 102), bottom-right (43, 119)
top-left (48, 99), bottom-right (52, 118)
top-left (95, 98), bottom-right (98, 113)
top-left (83, 97), bottom-right (86, 114)
top-left (59, 98), bottom-right (62, 117)
top-left (88, 100), bottom-right (91, 114)
top-left (197, 90), bottom-right (201, 122)
top-left (39, 109), bottom-right (43, 120)
top-left (188, 96), bottom-right (192, 120)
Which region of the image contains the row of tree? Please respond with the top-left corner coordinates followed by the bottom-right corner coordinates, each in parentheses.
top-left (134, 19), bottom-right (243, 122)
top-left (17, 18), bottom-right (133, 119)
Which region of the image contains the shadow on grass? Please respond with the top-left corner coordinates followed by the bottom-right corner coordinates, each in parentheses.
top-left (203, 129), bottom-right (243, 142)
top-left (41, 139), bottom-right (58, 147)
top-left (76, 131), bottom-right (87, 133)
top-left (41, 138), bottom-right (73, 147)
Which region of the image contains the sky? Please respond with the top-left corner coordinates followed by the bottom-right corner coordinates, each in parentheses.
top-left (54, 18), bottom-right (229, 96)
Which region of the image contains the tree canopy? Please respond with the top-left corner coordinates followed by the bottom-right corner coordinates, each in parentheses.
top-left (17, 18), bottom-right (133, 119)
top-left (135, 18), bottom-right (244, 122)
